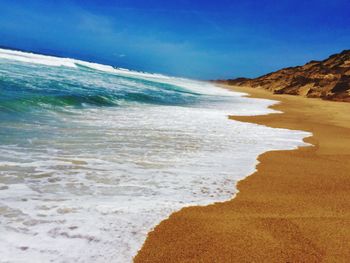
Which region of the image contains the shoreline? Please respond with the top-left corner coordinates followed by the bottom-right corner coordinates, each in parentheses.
top-left (135, 85), bottom-right (350, 262)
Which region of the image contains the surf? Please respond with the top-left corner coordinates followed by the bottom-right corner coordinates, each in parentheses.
top-left (0, 48), bottom-right (311, 262)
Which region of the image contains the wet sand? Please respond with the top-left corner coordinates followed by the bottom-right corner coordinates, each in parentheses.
top-left (135, 86), bottom-right (350, 263)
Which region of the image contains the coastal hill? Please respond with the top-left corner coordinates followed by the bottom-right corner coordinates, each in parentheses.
top-left (219, 50), bottom-right (350, 102)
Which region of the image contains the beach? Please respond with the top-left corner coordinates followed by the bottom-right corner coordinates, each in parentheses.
top-left (135, 85), bottom-right (350, 262)
top-left (1, 50), bottom-right (310, 262)
top-left (1, 1), bottom-right (349, 262)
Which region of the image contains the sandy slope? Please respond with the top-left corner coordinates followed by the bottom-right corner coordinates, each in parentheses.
top-left (219, 50), bottom-right (350, 102)
top-left (135, 86), bottom-right (350, 262)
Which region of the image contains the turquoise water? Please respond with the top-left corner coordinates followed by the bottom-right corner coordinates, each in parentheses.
top-left (0, 49), bottom-right (310, 262)
top-left (0, 58), bottom-right (203, 129)
top-left (0, 62), bottom-right (199, 112)
top-left (0, 58), bottom-right (199, 147)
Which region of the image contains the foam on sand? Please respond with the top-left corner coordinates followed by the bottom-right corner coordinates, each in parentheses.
top-left (0, 48), bottom-right (311, 262)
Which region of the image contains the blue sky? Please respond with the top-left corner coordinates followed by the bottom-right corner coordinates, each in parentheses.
top-left (0, 0), bottom-right (349, 79)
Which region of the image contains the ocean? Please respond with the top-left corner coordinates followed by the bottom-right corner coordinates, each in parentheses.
top-left (0, 48), bottom-right (310, 262)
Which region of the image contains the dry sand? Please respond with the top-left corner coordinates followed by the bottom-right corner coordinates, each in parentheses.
top-left (135, 86), bottom-right (350, 263)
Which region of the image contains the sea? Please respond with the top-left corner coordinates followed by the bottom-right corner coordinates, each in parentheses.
top-left (0, 48), bottom-right (310, 262)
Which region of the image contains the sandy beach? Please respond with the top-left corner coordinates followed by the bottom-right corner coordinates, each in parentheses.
top-left (135, 85), bottom-right (350, 262)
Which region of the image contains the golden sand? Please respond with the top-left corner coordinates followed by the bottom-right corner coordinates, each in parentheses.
top-left (135, 86), bottom-right (350, 262)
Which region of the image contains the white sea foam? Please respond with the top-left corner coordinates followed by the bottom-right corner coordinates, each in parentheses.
top-left (0, 48), bottom-right (238, 97)
top-left (0, 49), bottom-right (312, 262)
top-left (0, 48), bottom-right (169, 80)
top-left (0, 48), bottom-right (77, 68)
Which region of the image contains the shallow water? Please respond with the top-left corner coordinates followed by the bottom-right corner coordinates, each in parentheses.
top-left (0, 48), bottom-right (310, 262)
